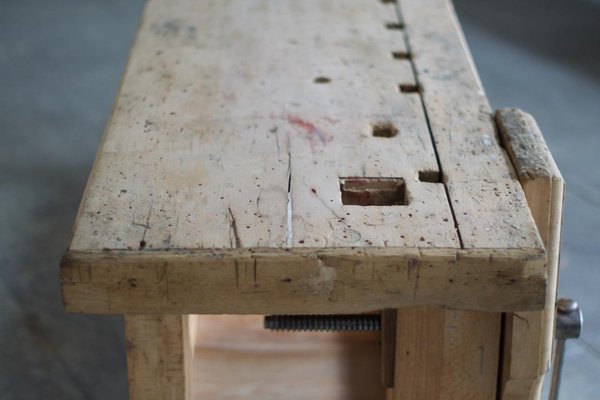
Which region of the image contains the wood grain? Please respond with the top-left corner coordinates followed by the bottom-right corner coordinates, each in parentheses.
top-left (68, 0), bottom-right (456, 252)
top-left (497, 109), bottom-right (564, 399)
top-left (61, 247), bottom-right (545, 314)
top-left (390, 1), bottom-right (526, 397)
top-left (61, 0), bottom-right (546, 315)
top-left (398, 0), bottom-right (542, 250)
top-left (125, 315), bottom-right (193, 400)
top-left (393, 308), bottom-right (500, 400)
top-left (191, 315), bottom-right (384, 400)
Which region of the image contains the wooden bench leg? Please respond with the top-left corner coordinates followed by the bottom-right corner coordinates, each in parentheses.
top-left (124, 315), bottom-right (194, 400)
top-left (390, 308), bottom-right (501, 399)
top-left (497, 109), bottom-right (565, 399)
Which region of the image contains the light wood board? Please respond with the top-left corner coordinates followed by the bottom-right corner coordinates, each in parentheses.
top-left (61, 0), bottom-right (545, 314)
top-left (392, 308), bottom-right (500, 400)
top-left (61, 248), bottom-right (544, 314)
top-left (497, 109), bottom-right (564, 399)
top-left (125, 315), bottom-right (193, 400)
top-left (191, 315), bottom-right (383, 400)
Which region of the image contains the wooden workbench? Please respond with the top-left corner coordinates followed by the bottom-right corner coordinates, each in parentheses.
top-left (60, 0), bottom-right (564, 399)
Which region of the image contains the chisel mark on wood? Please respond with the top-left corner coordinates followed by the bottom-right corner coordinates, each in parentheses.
top-left (271, 126), bottom-right (281, 160)
top-left (255, 194), bottom-right (261, 217)
top-left (306, 180), bottom-right (342, 220)
top-left (512, 312), bottom-right (530, 328)
top-left (156, 264), bottom-right (169, 299)
top-left (135, 204), bottom-right (153, 249)
top-left (227, 207), bottom-right (241, 248)
top-left (407, 258), bottom-right (420, 303)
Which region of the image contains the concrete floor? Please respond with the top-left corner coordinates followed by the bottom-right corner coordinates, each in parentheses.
top-left (0, 0), bottom-right (598, 398)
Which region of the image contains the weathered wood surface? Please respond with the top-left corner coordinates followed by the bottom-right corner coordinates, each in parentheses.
top-left (497, 109), bottom-right (564, 399)
top-left (391, 1), bottom-right (510, 397)
top-left (68, 0), bottom-right (452, 251)
top-left (61, 0), bottom-right (545, 314)
top-left (191, 315), bottom-right (383, 400)
top-left (125, 315), bottom-right (193, 400)
top-left (61, 248), bottom-right (544, 314)
top-left (398, 0), bottom-right (541, 250)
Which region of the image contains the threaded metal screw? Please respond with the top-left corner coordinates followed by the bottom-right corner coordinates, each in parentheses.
top-left (264, 314), bottom-right (381, 332)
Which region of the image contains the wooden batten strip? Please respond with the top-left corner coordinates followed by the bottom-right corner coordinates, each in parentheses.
top-left (61, 247), bottom-right (545, 314)
top-left (125, 315), bottom-right (193, 400)
top-left (497, 108), bottom-right (564, 399)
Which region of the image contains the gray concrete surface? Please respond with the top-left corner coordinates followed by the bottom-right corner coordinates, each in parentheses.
top-left (0, 0), bottom-right (598, 398)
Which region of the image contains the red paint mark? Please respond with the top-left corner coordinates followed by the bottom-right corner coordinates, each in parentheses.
top-left (287, 115), bottom-right (332, 151)
top-left (288, 115), bottom-right (316, 132)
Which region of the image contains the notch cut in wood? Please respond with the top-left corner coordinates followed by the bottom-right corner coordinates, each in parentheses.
top-left (340, 177), bottom-right (407, 206)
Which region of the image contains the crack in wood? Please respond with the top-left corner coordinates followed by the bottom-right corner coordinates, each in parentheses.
top-left (392, 2), bottom-right (464, 248)
top-left (227, 207), bottom-right (241, 248)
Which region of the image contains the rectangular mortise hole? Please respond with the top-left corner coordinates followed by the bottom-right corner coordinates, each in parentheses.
top-left (385, 22), bottom-right (404, 30)
top-left (418, 170), bottom-right (442, 183)
top-left (371, 121), bottom-right (398, 137)
top-left (391, 51), bottom-right (411, 60)
top-left (399, 84), bottom-right (420, 93)
top-left (340, 178), bottom-right (408, 206)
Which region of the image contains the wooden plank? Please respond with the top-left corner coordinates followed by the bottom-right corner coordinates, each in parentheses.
top-left (61, 247), bottom-right (545, 314)
top-left (496, 109), bottom-right (564, 399)
top-left (68, 0), bottom-right (457, 253)
top-left (60, 0), bottom-right (546, 315)
top-left (390, 1), bottom-right (532, 397)
top-left (393, 308), bottom-right (500, 400)
top-left (125, 315), bottom-right (193, 400)
top-left (191, 315), bottom-right (384, 400)
top-left (398, 0), bottom-right (542, 250)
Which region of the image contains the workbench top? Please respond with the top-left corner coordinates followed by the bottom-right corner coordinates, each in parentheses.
top-left (61, 0), bottom-right (546, 315)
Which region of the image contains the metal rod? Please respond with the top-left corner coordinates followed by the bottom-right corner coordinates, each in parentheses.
top-left (549, 338), bottom-right (566, 400)
top-left (548, 298), bottom-right (583, 400)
